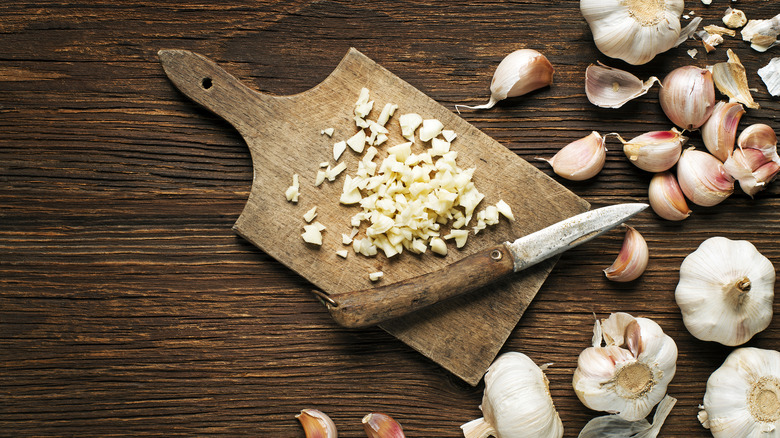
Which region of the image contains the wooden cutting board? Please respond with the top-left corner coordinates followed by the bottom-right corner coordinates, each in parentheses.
top-left (158, 47), bottom-right (589, 385)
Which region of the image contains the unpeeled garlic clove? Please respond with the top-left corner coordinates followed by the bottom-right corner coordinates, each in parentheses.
top-left (362, 413), bottom-right (405, 438)
top-left (724, 147), bottom-right (780, 197)
top-left (297, 409), bottom-right (338, 438)
top-left (701, 101), bottom-right (745, 162)
top-left (585, 63), bottom-right (660, 108)
top-left (620, 129), bottom-right (686, 172)
top-left (538, 131), bottom-right (607, 181)
top-left (604, 226), bottom-right (649, 282)
top-left (710, 49), bottom-right (760, 110)
top-left (738, 123), bottom-right (779, 158)
top-left (648, 171), bottom-right (691, 221)
top-left (676, 148), bottom-right (734, 207)
top-left (659, 66), bottom-right (716, 130)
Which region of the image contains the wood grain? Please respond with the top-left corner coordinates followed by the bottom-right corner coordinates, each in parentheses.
top-left (2, 0), bottom-right (780, 436)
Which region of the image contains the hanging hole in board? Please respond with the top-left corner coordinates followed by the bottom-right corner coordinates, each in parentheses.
top-left (201, 77), bottom-right (213, 90)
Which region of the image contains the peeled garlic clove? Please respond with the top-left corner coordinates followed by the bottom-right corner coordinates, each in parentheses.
top-left (538, 131), bottom-right (607, 181)
top-left (297, 409), bottom-right (338, 438)
top-left (621, 129), bottom-right (686, 172)
top-left (710, 49), bottom-right (760, 110)
top-left (738, 123), bottom-right (779, 159)
top-left (457, 49), bottom-right (554, 111)
top-left (676, 148), bottom-right (734, 207)
top-left (758, 57), bottom-right (780, 97)
top-left (724, 148), bottom-right (780, 197)
top-left (741, 13), bottom-right (780, 52)
top-left (659, 66), bottom-right (715, 131)
top-left (648, 171), bottom-right (691, 221)
top-left (362, 413), bottom-right (404, 438)
top-left (700, 101), bottom-right (745, 162)
top-left (604, 226), bottom-right (649, 282)
top-left (676, 237), bottom-right (776, 346)
top-left (585, 63), bottom-right (660, 108)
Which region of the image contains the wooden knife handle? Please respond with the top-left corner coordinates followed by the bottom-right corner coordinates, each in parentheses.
top-left (323, 244), bottom-right (515, 328)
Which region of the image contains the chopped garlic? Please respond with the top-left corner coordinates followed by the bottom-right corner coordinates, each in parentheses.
top-left (430, 138), bottom-right (450, 156)
top-left (430, 237), bottom-right (448, 256)
top-left (354, 116), bottom-right (370, 129)
top-left (419, 119), bottom-right (444, 142)
top-left (333, 141), bottom-right (347, 161)
top-left (285, 174), bottom-right (300, 203)
top-left (319, 162), bottom-right (329, 168)
top-left (302, 224), bottom-right (323, 245)
top-left (342, 233), bottom-right (353, 245)
top-left (444, 229), bottom-right (470, 248)
top-left (495, 200), bottom-right (515, 221)
top-left (303, 206), bottom-right (318, 223)
top-left (375, 133), bottom-right (388, 146)
top-left (442, 129), bottom-right (457, 143)
top-left (328, 162), bottom-right (347, 181)
top-left (368, 271), bottom-right (383, 281)
top-left (321, 128), bottom-right (334, 137)
top-left (336, 249), bottom-right (348, 258)
top-left (315, 170), bottom-right (327, 187)
top-left (346, 130), bottom-right (367, 153)
top-left (377, 103), bottom-right (398, 126)
top-left (399, 113), bottom-right (423, 141)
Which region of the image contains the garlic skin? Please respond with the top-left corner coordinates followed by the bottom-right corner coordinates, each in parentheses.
top-left (648, 171), bottom-right (691, 221)
top-left (297, 409), bottom-right (338, 438)
top-left (604, 226), bottom-right (649, 282)
top-left (363, 413), bottom-right (405, 438)
top-left (699, 348), bottom-right (780, 437)
top-left (573, 313), bottom-right (678, 422)
top-left (457, 49), bottom-right (554, 111)
top-left (676, 148), bottom-right (734, 207)
top-left (741, 13), bottom-right (780, 52)
top-left (711, 49), bottom-right (760, 110)
top-left (579, 394), bottom-right (677, 438)
top-left (759, 57), bottom-right (780, 97)
top-left (462, 352), bottom-right (563, 438)
top-left (701, 101), bottom-right (745, 162)
top-left (675, 237), bottom-right (776, 346)
top-left (580, 0), bottom-right (684, 65)
top-left (538, 131), bottom-right (607, 181)
top-left (659, 66), bottom-right (716, 130)
top-left (621, 129), bottom-right (686, 172)
top-left (585, 63), bottom-right (659, 109)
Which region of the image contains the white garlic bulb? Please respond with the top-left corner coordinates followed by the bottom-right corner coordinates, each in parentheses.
top-left (699, 347), bottom-right (780, 437)
top-left (675, 237), bottom-right (776, 346)
top-left (580, 0), bottom-right (684, 65)
top-left (573, 313), bottom-right (678, 422)
top-left (462, 352), bottom-right (563, 438)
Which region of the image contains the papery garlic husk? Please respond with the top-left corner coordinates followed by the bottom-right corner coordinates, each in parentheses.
top-left (580, 0), bottom-right (683, 65)
top-left (710, 49), bottom-right (760, 110)
top-left (604, 226), bottom-right (649, 282)
top-left (573, 313), bottom-right (678, 422)
top-left (585, 63), bottom-right (660, 108)
top-left (538, 131), bottom-right (607, 181)
top-left (699, 347), bottom-right (780, 437)
top-left (457, 49), bottom-right (554, 111)
top-left (676, 148), bottom-right (734, 207)
top-left (659, 66), bottom-right (716, 130)
top-left (741, 13), bottom-right (780, 52)
top-left (578, 394), bottom-right (677, 438)
top-left (297, 409), bottom-right (339, 438)
top-left (675, 237), bottom-right (776, 346)
top-left (462, 352), bottom-right (563, 438)
top-left (701, 101), bottom-right (745, 162)
top-left (724, 147), bottom-right (780, 197)
top-left (621, 129), bottom-right (686, 172)
top-left (648, 171), bottom-right (691, 221)
top-left (363, 413), bottom-right (405, 438)
top-left (759, 57), bottom-right (780, 97)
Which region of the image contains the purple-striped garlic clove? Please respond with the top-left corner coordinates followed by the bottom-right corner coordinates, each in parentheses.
top-left (724, 147), bottom-right (780, 197)
top-left (621, 128), bottom-right (686, 172)
top-left (538, 131), bottom-right (608, 181)
top-left (648, 171), bottom-right (692, 221)
top-left (585, 62), bottom-right (660, 109)
top-left (701, 101), bottom-right (745, 162)
top-left (604, 226), bottom-right (649, 282)
top-left (738, 123), bottom-right (779, 161)
top-left (362, 413), bottom-right (405, 438)
top-left (659, 66), bottom-right (716, 130)
top-left (296, 409), bottom-right (338, 438)
top-left (676, 148), bottom-right (734, 207)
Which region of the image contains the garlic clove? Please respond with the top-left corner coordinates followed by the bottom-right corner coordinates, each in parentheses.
top-left (648, 171), bottom-right (691, 221)
top-left (758, 57), bottom-right (780, 97)
top-left (724, 147), bottom-right (780, 197)
top-left (457, 49), bottom-right (554, 111)
top-left (538, 131), bottom-right (607, 181)
top-left (676, 148), bottom-right (734, 207)
top-left (741, 13), bottom-right (780, 52)
top-left (362, 413), bottom-right (404, 438)
top-left (738, 123), bottom-right (779, 158)
top-left (659, 66), bottom-right (716, 131)
top-left (710, 49), bottom-right (760, 110)
top-left (700, 101), bottom-right (745, 162)
top-left (585, 63), bottom-right (660, 109)
top-left (621, 129), bottom-right (686, 172)
top-left (604, 226), bottom-right (649, 282)
top-left (296, 409), bottom-right (339, 438)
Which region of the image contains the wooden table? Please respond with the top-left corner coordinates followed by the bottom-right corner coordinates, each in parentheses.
top-left (2, 1), bottom-right (779, 436)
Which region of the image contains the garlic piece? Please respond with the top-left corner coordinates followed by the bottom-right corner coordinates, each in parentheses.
top-left (398, 113), bottom-right (422, 141)
top-left (759, 57), bottom-right (780, 97)
top-left (738, 123), bottom-right (779, 156)
top-left (580, 0), bottom-right (684, 65)
top-left (573, 313), bottom-right (678, 421)
top-left (286, 173), bottom-right (300, 203)
top-left (296, 409), bottom-right (338, 438)
top-left (701, 101), bottom-right (745, 162)
top-left (711, 49), bottom-right (760, 110)
top-left (604, 226), bottom-right (649, 282)
top-left (321, 128), bottom-right (335, 137)
top-left (676, 237), bottom-right (776, 346)
top-left (704, 24), bottom-right (736, 37)
top-left (676, 148), bottom-right (734, 207)
top-left (418, 119), bottom-right (443, 142)
top-left (722, 8), bottom-right (747, 29)
top-left (462, 352), bottom-right (563, 438)
top-left (430, 237), bottom-right (447, 256)
top-left (621, 129), bottom-right (686, 172)
top-left (700, 348), bottom-right (780, 437)
top-left (741, 13), bottom-right (780, 52)
top-left (659, 66), bottom-right (716, 130)
top-left (368, 271), bottom-right (383, 282)
top-left (585, 63), bottom-right (660, 109)
top-left (303, 206), bottom-right (318, 223)
top-left (676, 17), bottom-right (703, 47)
top-left (724, 124), bottom-right (780, 197)
top-left (578, 394), bottom-right (677, 438)
top-left (363, 413), bottom-right (404, 438)
top-left (538, 131), bottom-right (608, 181)
top-left (648, 171), bottom-right (691, 221)
top-left (457, 49), bottom-right (554, 111)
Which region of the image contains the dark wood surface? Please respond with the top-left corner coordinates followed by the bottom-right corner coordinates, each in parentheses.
top-left (2, 1), bottom-right (779, 436)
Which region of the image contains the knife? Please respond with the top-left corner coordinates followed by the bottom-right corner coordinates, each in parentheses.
top-left (314, 203), bottom-right (648, 328)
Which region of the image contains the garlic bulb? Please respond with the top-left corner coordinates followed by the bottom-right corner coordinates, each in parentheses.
top-left (659, 66), bottom-right (716, 130)
top-left (363, 413), bottom-right (405, 438)
top-left (676, 148), bottom-right (734, 207)
top-left (578, 394), bottom-right (677, 438)
top-left (573, 313), bottom-right (678, 422)
top-left (621, 129), bottom-right (686, 172)
top-left (580, 0), bottom-right (684, 65)
top-left (711, 49), bottom-right (760, 110)
top-left (604, 226), bottom-right (649, 282)
top-left (457, 49), bottom-right (554, 111)
top-left (538, 131), bottom-right (608, 181)
top-left (462, 352), bottom-right (563, 438)
top-left (701, 102), bottom-right (745, 162)
top-left (675, 237), bottom-right (776, 346)
top-left (585, 63), bottom-right (659, 109)
top-left (297, 409), bottom-right (338, 438)
top-left (648, 171), bottom-right (691, 221)
top-left (699, 347), bottom-right (780, 436)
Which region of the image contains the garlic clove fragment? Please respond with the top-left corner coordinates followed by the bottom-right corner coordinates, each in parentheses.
top-left (538, 131), bottom-right (608, 181)
top-left (676, 148), bottom-right (734, 207)
top-left (700, 101), bottom-right (745, 162)
top-left (297, 409), bottom-right (339, 438)
top-left (659, 66), bottom-right (716, 131)
top-left (362, 413), bottom-right (405, 438)
top-left (621, 129), bottom-right (686, 172)
top-left (648, 171), bottom-right (691, 221)
top-left (585, 63), bottom-right (660, 109)
top-left (604, 226), bottom-right (649, 282)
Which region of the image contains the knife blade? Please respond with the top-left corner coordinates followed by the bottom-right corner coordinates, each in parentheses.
top-left (316, 203), bottom-right (648, 328)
